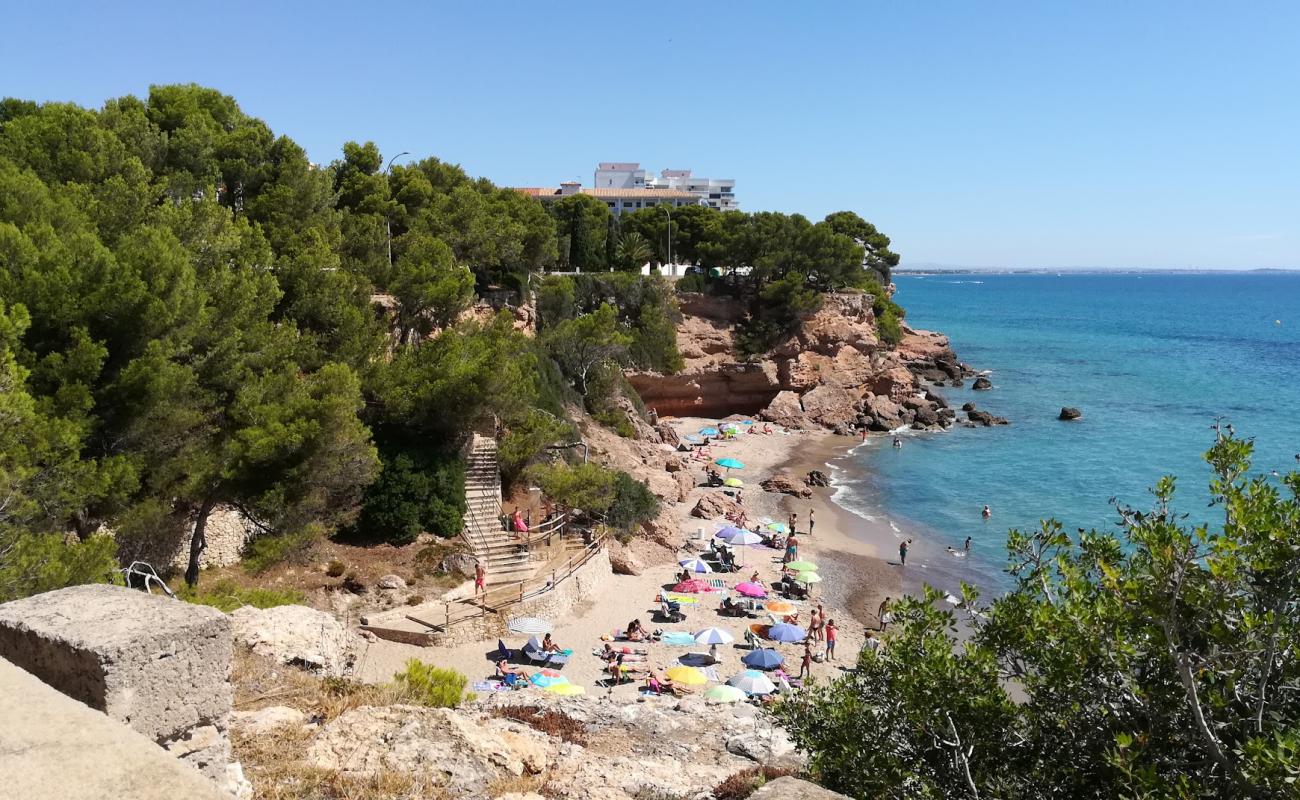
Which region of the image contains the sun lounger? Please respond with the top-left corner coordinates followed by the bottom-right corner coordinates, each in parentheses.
top-left (707, 578), bottom-right (726, 590)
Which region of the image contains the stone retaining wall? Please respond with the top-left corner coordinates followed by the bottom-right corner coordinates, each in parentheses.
top-left (0, 585), bottom-right (236, 791)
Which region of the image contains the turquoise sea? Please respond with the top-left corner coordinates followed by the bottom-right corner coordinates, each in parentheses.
top-left (832, 272), bottom-right (1300, 595)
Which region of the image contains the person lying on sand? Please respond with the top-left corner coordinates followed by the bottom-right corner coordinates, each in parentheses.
top-left (495, 660), bottom-right (528, 680)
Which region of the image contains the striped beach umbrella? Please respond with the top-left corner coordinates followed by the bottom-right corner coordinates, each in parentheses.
top-left (678, 558), bottom-right (714, 574)
top-left (728, 670), bottom-right (777, 695)
top-left (507, 617), bottom-right (552, 635)
top-left (693, 627), bottom-right (735, 646)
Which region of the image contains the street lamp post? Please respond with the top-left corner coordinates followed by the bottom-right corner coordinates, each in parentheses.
top-left (384, 151), bottom-right (411, 269)
top-left (659, 206), bottom-right (672, 273)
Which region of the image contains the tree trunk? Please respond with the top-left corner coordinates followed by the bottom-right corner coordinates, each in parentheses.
top-left (184, 496), bottom-right (217, 587)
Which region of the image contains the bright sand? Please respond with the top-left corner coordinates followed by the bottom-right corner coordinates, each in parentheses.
top-left (356, 419), bottom-right (900, 694)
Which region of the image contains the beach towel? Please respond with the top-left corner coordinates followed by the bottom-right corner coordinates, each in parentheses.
top-left (473, 680), bottom-right (511, 693)
top-left (701, 665), bottom-right (721, 682)
top-left (661, 632), bottom-right (696, 647)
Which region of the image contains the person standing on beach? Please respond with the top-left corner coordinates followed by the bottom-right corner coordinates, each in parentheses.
top-left (825, 620), bottom-right (838, 660)
top-left (799, 641), bottom-right (813, 678)
top-left (815, 604), bottom-right (826, 641)
top-left (808, 508), bottom-right (815, 537)
top-left (784, 534), bottom-right (799, 565)
top-left (878, 597), bottom-right (892, 631)
top-left (899, 539), bottom-right (910, 566)
top-left (789, 512), bottom-right (798, 535)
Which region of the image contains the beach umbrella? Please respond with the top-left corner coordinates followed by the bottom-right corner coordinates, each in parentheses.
top-left (735, 582), bottom-right (768, 599)
top-left (728, 670), bottom-right (777, 695)
top-left (529, 672), bottom-right (569, 688)
top-left (742, 648), bottom-right (785, 670)
top-left (718, 529), bottom-right (763, 546)
top-left (683, 434), bottom-right (704, 444)
top-left (767, 623), bottom-right (807, 642)
top-left (678, 558), bottom-right (713, 574)
top-left (714, 457), bottom-right (745, 470)
top-left (705, 685), bottom-right (747, 704)
top-left (763, 600), bottom-right (795, 614)
top-left (723, 477), bottom-right (744, 488)
top-left (545, 683), bottom-right (585, 696)
top-left (785, 560), bottom-right (818, 572)
top-left (741, 420), bottom-right (755, 426)
top-left (507, 617), bottom-right (552, 636)
top-left (792, 572), bottom-right (823, 585)
top-left (766, 522), bottom-right (789, 534)
top-left (693, 627), bottom-right (735, 646)
top-left (672, 579), bottom-right (714, 593)
top-left (666, 666), bottom-right (708, 685)
top-left (715, 525), bottom-right (746, 540)
top-left (699, 427), bottom-right (720, 437)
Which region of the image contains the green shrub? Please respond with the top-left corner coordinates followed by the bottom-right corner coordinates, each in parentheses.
top-left (499, 408), bottom-right (574, 482)
top-left (607, 472), bottom-right (659, 532)
top-left (176, 579), bottom-right (305, 613)
top-left (391, 659), bottom-right (475, 708)
top-left (527, 461), bottom-right (617, 513)
top-left (675, 273), bottom-right (707, 293)
top-left (351, 442), bottom-right (465, 544)
top-left (877, 308), bottom-right (903, 346)
top-left (0, 531), bottom-right (118, 603)
top-left (593, 407), bottom-right (637, 438)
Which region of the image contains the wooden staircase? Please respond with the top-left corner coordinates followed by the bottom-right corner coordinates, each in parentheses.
top-left (462, 434), bottom-right (536, 586)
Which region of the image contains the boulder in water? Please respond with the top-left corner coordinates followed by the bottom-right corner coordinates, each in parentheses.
top-left (972, 376), bottom-right (993, 391)
top-left (1058, 407), bottom-right (1082, 421)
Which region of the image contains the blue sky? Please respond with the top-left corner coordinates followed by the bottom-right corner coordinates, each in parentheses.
top-left (3, 1), bottom-right (1297, 269)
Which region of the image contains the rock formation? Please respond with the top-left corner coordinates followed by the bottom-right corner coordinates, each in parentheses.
top-left (628, 291), bottom-right (973, 435)
top-left (760, 473), bottom-right (814, 498)
top-left (1059, 406), bottom-right (1082, 420)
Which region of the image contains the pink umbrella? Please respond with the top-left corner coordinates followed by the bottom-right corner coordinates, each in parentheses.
top-left (672, 579), bottom-right (714, 593)
top-left (735, 582), bottom-right (768, 598)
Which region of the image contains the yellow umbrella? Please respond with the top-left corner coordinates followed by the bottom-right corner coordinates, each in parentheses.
top-left (545, 683), bottom-right (585, 695)
top-left (764, 600), bottom-right (795, 614)
top-left (666, 666), bottom-right (708, 685)
top-left (723, 477), bottom-right (744, 488)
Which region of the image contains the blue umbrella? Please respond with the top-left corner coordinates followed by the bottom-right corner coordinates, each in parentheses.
top-left (715, 526), bottom-right (746, 539)
top-left (683, 434), bottom-right (704, 443)
top-left (741, 420), bottom-right (755, 426)
top-left (714, 457), bottom-right (745, 470)
top-left (699, 427), bottom-right (720, 437)
top-left (742, 648), bottom-right (784, 670)
top-left (768, 623), bottom-right (807, 643)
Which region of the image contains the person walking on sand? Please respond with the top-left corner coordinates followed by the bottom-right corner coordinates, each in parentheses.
top-left (878, 597), bottom-right (893, 631)
top-left (808, 508), bottom-right (815, 537)
top-left (474, 562), bottom-right (486, 596)
top-left (825, 620), bottom-right (838, 660)
top-left (899, 539), bottom-right (911, 566)
top-left (799, 641), bottom-right (813, 679)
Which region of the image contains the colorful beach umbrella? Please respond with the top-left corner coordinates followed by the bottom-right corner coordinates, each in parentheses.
top-left (742, 648), bottom-right (785, 670)
top-left (735, 582), bottom-right (768, 598)
top-left (693, 627), bottom-right (735, 645)
top-left (723, 477), bottom-right (744, 488)
top-left (529, 672), bottom-right (569, 688)
top-left (666, 666), bottom-right (708, 685)
top-left (728, 670), bottom-right (777, 695)
top-left (714, 457), bottom-right (745, 470)
top-left (699, 427), bottom-right (720, 437)
top-left (678, 558), bottom-right (714, 574)
top-left (767, 623), bottom-right (807, 642)
top-left (715, 525), bottom-right (747, 539)
top-left (671, 579), bottom-right (714, 593)
top-left (766, 522), bottom-right (789, 534)
top-left (507, 617), bottom-right (552, 635)
top-left (705, 685), bottom-right (747, 704)
top-left (792, 572), bottom-right (823, 585)
top-left (763, 600), bottom-right (795, 614)
top-left (545, 683), bottom-right (585, 696)
top-left (785, 561), bottom-right (818, 572)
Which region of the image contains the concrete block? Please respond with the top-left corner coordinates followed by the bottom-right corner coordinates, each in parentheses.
top-left (0, 584), bottom-right (233, 784)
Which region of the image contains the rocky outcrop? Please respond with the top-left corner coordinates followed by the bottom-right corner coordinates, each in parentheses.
top-left (806, 470), bottom-right (830, 487)
top-left (967, 409), bottom-right (1009, 427)
top-left (691, 492), bottom-right (745, 521)
top-left (1059, 407), bottom-right (1082, 421)
top-left (760, 474), bottom-right (813, 498)
top-left (972, 376), bottom-right (993, 391)
top-left (608, 545), bottom-right (643, 576)
top-left (629, 292), bottom-right (970, 435)
top-left (230, 605), bottom-right (362, 678)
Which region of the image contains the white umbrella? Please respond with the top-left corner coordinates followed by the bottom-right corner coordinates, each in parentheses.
top-left (507, 617), bottom-right (552, 636)
top-left (678, 558), bottom-right (714, 574)
top-left (728, 670), bottom-right (777, 695)
top-left (718, 528), bottom-right (763, 567)
top-left (693, 627), bottom-right (735, 646)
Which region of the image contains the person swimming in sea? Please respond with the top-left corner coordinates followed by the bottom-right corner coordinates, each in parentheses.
top-left (892, 437), bottom-right (902, 449)
top-left (982, 505), bottom-right (991, 518)
top-left (964, 536), bottom-right (972, 554)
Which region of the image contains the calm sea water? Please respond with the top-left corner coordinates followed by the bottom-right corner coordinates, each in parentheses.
top-left (833, 272), bottom-right (1300, 594)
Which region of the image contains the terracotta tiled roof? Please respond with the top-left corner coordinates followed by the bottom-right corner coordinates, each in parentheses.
top-left (511, 186), bottom-right (702, 201)
top-left (513, 187), bottom-right (559, 197)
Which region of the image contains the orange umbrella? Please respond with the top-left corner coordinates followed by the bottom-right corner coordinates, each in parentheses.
top-left (764, 601), bottom-right (795, 614)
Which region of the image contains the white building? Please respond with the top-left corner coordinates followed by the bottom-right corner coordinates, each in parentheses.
top-left (514, 181), bottom-right (705, 217)
top-left (594, 162), bottom-right (648, 189)
top-left (648, 169), bottom-right (738, 211)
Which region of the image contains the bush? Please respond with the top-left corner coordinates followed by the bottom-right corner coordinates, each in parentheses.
top-left (176, 579), bottom-right (305, 613)
top-left (498, 408), bottom-right (574, 483)
top-left (491, 705), bottom-right (588, 745)
top-left (675, 273), bottom-right (707, 293)
top-left (0, 531), bottom-right (118, 603)
top-left (391, 659), bottom-right (474, 708)
top-left (527, 461), bottom-right (617, 514)
top-left (876, 308), bottom-right (903, 346)
top-left (607, 472), bottom-right (659, 532)
top-left (713, 766), bottom-right (800, 800)
top-left (351, 441), bottom-right (465, 544)
top-left (325, 559), bottom-right (346, 577)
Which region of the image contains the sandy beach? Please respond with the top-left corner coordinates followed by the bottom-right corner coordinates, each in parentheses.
top-left (358, 418), bottom-right (901, 694)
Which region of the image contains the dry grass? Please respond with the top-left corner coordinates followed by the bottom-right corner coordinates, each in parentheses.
top-left (488, 773), bottom-right (548, 797)
top-left (712, 765), bottom-right (800, 800)
top-left (232, 649), bottom-right (405, 722)
top-left (490, 705), bottom-right (589, 746)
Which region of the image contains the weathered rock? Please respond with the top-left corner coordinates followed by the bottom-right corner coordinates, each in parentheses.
top-left (691, 493), bottom-right (745, 521)
top-left (950, 377), bottom-right (965, 388)
top-left (913, 405), bottom-right (939, 426)
top-left (608, 547), bottom-right (643, 576)
top-left (1059, 406), bottom-right (1082, 421)
top-left (377, 574), bottom-right (407, 591)
top-left (759, 390), bottom-right (806, 429)
top-left (863, 394), bottom-right (905, 431)
top-left (961, 401), bottom-right (977, 412)
top-left (656, 423), bottom-right (681, 447)
top-left (232, 705), bottom-right (308, 735)
top-left (966, 409), bottom-right (1010, 427)
top-left (725, 728), bottom-right (797, 762)
top-left (439, 551), bottom-right (479, 579)
top-left (972, 376), bottom-right (993, 391)
top-left (750, 776), bottom-right (853, 799)
top-left (230, 605), bottom-right (361, 678)
top-left (664, 457), bottom-right (683, 473)
top-left (806, 470), bottom-right (830, 487)
top-left (760, 473), bottom-right (813, 498)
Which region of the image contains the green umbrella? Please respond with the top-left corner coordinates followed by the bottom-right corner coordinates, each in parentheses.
top-left (704, 684), bottom-right (747, 704)
top-left (723, 477), bottom-right (744, 488)
top-left (792, 572), bottom-right (823, 585)
top-left (785, 560), bottom-right (818, 572)
top-left (766, 522), bottom-right (789, 534)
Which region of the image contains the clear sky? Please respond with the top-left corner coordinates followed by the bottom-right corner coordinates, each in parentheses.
top-left (3, 1), bottom-right (1298, 269)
